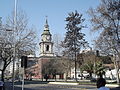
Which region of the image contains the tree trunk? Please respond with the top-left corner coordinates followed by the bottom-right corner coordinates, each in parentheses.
top-left (100, 74), bottom-right (103, 78)
top-left (55, 75), bottom-right (56, 81)
top-left (1, 70), bottom-right (5, 90)
top-left (114, 55), bottom-right (120, 85)
top-left (116, 67), bottom-right (120, 85)
top-left (64, 73), bottom-right (67, 82)
top-left (1, 70), bottom-right (5, 82)
top-left (89, 72), bottom-right (92, 79)
top-left (116, 61), bottom-right (120, 85)
top-left (75, 52), bottom-right (77, 82)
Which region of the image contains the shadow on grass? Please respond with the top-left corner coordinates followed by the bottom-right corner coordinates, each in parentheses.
top-left (14, 80), bottom-right (49, 85)
top-left (5, 82), bottom-right (33, 90)
top-left (12, 86), bottom-right (33, 90)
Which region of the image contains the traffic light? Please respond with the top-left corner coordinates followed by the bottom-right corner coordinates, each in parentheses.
top-left (21, 56), bottom-right (27, 68)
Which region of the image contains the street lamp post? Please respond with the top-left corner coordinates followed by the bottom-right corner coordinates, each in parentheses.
top-left (0, 1), bottom-right (17, 89)
top-left (12, 0), bottom-right (17, 90)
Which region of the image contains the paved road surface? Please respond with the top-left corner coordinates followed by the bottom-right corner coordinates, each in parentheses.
top-left (5, 81), bottom-right (96, 90)
top-left (4, 81), bottom-right (120, 90)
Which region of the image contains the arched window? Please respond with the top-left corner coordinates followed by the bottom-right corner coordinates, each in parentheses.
top-left (46, 45), bottom-right (49, 51)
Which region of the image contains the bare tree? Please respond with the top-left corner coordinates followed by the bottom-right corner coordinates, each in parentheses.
top-left (88, 0), bottom-right (120, 83)
top-left (60, 56), bottom-right (74, 81)
top-left (88, 0), bottom-right (120, 57)
top-left (0, 11), bottom-right (37, 82)
top-left (53, 34), bottom-right (63, 56)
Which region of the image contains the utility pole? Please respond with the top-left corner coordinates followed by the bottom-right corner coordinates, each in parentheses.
top-left (0, 17), bottom-right (2, 26)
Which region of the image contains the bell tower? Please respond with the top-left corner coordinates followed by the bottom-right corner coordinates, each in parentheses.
top-left (39, 18), bottom-right (54, 57)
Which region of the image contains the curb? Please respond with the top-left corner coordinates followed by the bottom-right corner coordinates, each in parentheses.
top-left (48, 82), bottom-right (79, 85)
top-left (106, 84), bottom-right (119, 88)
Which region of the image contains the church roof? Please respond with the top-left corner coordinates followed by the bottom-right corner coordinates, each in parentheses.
top-left (42, 30), bottom-right (51, 35)
top-left (42, 18), bottom-right (51, 35)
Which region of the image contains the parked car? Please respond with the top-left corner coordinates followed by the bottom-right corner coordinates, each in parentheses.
top-left (77, 74), bottom-right (85, 79)
top-left (0, 81), bottom-right (4, 90)
top-left (82, 71), bottom-right (89, 79)
top-left (90, 78), bottom-right (97, 82)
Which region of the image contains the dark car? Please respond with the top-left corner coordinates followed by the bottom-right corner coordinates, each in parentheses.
top-left (0, 81), bottom-right (4, 90)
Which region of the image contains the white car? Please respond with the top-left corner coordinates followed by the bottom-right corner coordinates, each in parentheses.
top-left (82, 71), bottom-right (89, 78)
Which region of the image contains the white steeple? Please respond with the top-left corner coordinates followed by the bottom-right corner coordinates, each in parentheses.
top-left (39, 17), bottom-right (54, 57)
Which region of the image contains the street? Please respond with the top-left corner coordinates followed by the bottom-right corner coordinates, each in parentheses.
top-left (5, 80), bottom-right (97, 90)
top-left (4, 80), bottom-right (120, 90)
top-left (15, 84), bottom-right (96, 90)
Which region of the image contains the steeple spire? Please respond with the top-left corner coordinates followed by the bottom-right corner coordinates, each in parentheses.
top-left (45, 16), bottom-right (48, 25)
top-left (42, 16), bottom-right (51, 35)
top-left (44, 16), bottom-right (49, 30)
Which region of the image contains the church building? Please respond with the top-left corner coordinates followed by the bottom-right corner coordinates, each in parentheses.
top-left (25, 18), bottom-right (57, 79)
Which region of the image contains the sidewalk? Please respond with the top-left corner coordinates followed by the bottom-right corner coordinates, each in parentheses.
top-left (4, 82), bottom-right (12, 90)
top-left (4, 82), bottom-right (21, 90)
top-left (106, 84), bottom-right (119, 88)
top-left (49, 82), bottom-right (79, 85)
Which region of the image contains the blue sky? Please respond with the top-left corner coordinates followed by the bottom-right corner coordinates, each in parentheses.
top-left (0, 0), bottom-right (100, 50)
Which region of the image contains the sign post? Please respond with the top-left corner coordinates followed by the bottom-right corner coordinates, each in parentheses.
top-left (21, 56), bottom-right (27, 90)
